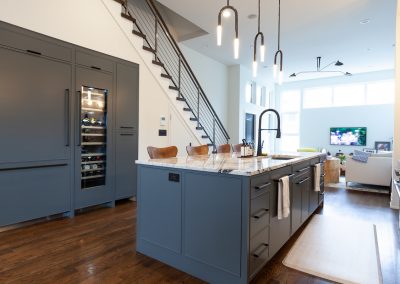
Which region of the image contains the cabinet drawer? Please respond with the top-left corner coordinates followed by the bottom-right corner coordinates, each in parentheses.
top-left (0, 165), bottom-right (70, 226)
top-left (250, 192), bottom-right (270, 237)
top-left (249, 227), bottom-right (269, 277)
top-left (292, 161), bottom-right (310, 174)
top-left (0, 28), bottom-right (71, 62)
top-left (250, 173), bottom-right (272, 198)
top-left (76, 51), bottom-right (114, 73)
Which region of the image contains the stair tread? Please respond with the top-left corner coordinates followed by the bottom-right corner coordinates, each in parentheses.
top-left (176, 97), bottom-right (186, 101)
top-left (121, 13), bottom-right (136, 23)
top-left (161, 73), bottom-right (172, 79)
top-left (169, 86), bottom-right (179, 91)
top-left (152, 60), bottom-right (164, 67)
top-left (143, 46), bottom-right (156, 53)
top-left (196, 127), bottom-right (203, 130)
top-left (183, 107), bottom-right (192, 111)
top-left (190, 117), bottom-right (198, 121)
top-left (113, 0), bottom-right (126, 5)
top-left (202, 135), bottom-right (209, 138)
top-left (132, 30), bottom-right (146, 39)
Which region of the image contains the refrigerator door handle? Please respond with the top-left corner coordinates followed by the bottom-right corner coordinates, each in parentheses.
top-left (76, 90), bottom-right (82, 146)
top-left (64, 89), bottom-right (70, 147)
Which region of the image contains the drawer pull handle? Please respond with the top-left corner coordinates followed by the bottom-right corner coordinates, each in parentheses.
top-left (319, 192), bottom-right (325, 196)
top-left (255, 182), bottom-right (271, 191)
top-left (91, 65), bottom-right (102, 70)
top-left (296, 167), bottom-right (308, 173)
top-left (296, 177), bottom-right (310, 185)
top-left (120, 126), bottom-right (134, 129)
top-left (120, 133), bottom-right (134, 136)
top-left (253, 243), bottom-right (269, 258)
top-left (252, 209), bottom-right (269, 219)
top-left (273, 174), bottom-right (295, 182)
top-left (26, 49), bottom-right (42, 56)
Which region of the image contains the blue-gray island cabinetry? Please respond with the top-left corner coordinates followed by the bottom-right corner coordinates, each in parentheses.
top-left (136, 153), bottom-right (326, 283)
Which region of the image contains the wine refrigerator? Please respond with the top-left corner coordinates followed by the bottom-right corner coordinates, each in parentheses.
top-left (79, 86), bottom-right (108, 189)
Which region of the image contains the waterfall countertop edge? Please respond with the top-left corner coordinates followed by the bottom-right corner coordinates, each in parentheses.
top-left (135, 152), bottom-right (326, 176)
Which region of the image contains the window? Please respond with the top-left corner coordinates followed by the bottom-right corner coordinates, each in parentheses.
top-left (260, 87), bottom-right (268, 108)
top-left (245, 83), bottom-right (252, 103)
top-left (256, 86), bottom-right (262, 106)
top-left (280, 90), bottom-right (301, 152)
top-left (280, 136), bottom-right (300, 153)
top-left (303, 87), bottom-right (332, 108)
top-left (366, 81), bottom-right (395, 105)
top-left (245, 113), bottom-right (255, 143)
top-left (281, 90), bottom-right (301, 112)
top-left (333, 84), bottom-right (365, 106)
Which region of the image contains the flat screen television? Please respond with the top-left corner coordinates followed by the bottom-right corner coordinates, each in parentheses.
top-left (330, 127), bottom-right (367, 146)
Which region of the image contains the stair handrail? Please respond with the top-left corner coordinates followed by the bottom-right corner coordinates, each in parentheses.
top-left (126, 0), bottom-right (230, 142)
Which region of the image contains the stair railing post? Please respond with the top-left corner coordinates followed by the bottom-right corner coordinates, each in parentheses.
top-left (178, 54), bottom-right (181, 98)
top-left (154, 18), bottom-right (158, 61)
top-left (197, 88), bottom-right (200, 128)
top-left (212, 117), bottom-right (216, 153)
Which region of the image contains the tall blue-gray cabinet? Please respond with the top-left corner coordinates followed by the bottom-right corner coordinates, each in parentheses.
top-left (0, 21), bottom-right (139, 227)
top-left (0, 27), bottom-right (73, 226)
top-left (115, 63), bottom-right (139, 200)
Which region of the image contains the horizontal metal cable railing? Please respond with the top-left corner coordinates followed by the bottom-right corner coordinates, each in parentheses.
top-left (122, 0), bottom-right (230, 148)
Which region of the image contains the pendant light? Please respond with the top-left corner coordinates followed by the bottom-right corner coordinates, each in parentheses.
top-left (289, 57), bottom-right (352, 78)
top-left (252, 0), bottom-right (265, 77)
top-left (273, 0), bottom-right (284, 85)
top-left (217, 0), bottom-right (239, 59)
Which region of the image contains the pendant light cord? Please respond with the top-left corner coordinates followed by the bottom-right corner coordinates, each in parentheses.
top-left (278, 0), bottom-right (281, 50)
top-left (258, 0), bottom-right (261, 33)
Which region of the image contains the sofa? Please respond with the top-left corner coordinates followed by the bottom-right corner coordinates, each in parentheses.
top-left (345, 152), bottom-right (392, 187)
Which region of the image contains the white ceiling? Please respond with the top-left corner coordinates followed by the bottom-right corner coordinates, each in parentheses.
top-left (157, 0), bottom-right (396, 83)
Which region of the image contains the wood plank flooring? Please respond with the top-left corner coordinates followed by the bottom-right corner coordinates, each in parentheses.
top-left (0, 187), bottom-right (398, 284)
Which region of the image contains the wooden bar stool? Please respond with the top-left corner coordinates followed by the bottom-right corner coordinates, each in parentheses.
top-left (233, 144), bottom-right (241, 154)
top-left (186, 144), bottom-right (209, 156)
top-left (147, 146), bottom-right (178, 159)
top-left (216, 144), bottom-right (231, 153)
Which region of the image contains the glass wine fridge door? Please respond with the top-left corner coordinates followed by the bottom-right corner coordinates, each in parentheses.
top-left (80, 86), bottom-right (108, 190)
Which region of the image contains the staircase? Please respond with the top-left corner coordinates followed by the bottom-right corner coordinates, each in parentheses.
top-left (111, 0), bottom-right (230, 150)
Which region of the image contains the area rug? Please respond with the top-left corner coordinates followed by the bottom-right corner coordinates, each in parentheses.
top-left (326, 177), bottom-right (390, 194)
top-left (283, 215), bottom-right (383, 284)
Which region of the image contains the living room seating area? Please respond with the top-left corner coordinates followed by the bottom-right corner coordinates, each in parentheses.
top-left (345, 151), bottom-right (393, 187)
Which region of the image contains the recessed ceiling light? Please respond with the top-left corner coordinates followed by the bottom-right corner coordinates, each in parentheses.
top-left (248, 14), bottom-right (257, 20)
top-left (360, 19), bottom-right (371, 25)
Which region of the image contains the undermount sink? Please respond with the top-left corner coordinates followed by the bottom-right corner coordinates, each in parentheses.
top-left (269, 155), bottom-right (300, 160)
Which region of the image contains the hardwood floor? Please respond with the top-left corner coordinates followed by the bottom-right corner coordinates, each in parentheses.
top-left (0, 187), bottom-right (398, 284)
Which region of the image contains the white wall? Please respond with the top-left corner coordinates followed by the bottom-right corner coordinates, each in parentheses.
top-left (301, 105), bottom-right (394, 154)
top-left (179, 44), bottom-right (228, 126)
top-left (227, 65), bottom-right (275, 152)
top-left (391, 0), bottom-right (400, 209)
top-left (227, 65), bottom-right (242, 144)
top-left (0, 0), bottom-right (224, 159)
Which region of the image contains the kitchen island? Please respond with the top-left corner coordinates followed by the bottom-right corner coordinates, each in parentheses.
top-left (135, 152), bottom-right (326, 284)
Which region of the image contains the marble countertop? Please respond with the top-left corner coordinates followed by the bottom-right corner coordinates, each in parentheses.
top-left (136, 152), bottom-right (324, 176)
